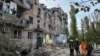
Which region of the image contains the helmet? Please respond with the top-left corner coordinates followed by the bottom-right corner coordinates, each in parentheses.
top-left (76, 39), bottom-right (78, 41)
top-left (70, 39), bottom-right (73, 42)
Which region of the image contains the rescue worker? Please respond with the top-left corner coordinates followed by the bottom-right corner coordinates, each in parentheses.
top-left (74, 39), bottom-right (80, 56)
top-left (80, 39), bottom-right (87, 56)
top-left (69, 39), bottom-right (74, 56)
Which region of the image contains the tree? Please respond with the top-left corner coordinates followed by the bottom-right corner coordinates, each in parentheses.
top-left (69, 0), bottom-right (100, 14)
top-left (81, 12), bottom-right (100, 44)
top-left (70, 5), bottom-right (78, 40)
top-left (90, 11), bottom-right (100, 44)
top-left (84, 16), bottom-right (90, 31)
top-left (68, 0), bottom-right (100, 44)
top-left (80, 16), bottom-right (95, 43)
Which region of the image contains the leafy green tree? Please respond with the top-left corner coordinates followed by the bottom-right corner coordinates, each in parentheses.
top-left (84, 16), bottom-right (90, 31)
top-left (68, 0), bottom-right (100, 44)
top-left (70, 5), bottom-right (78, 40)
top-left (72, 0), bottom-right (100, 13)
top-left (82, 16), bottom-right (90, 42)
top-left (90, 11), bottom-right (100, 44)
top-left (82, 13), bottom-right (100, 44)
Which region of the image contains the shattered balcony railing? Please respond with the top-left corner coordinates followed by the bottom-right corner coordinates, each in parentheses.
top-left (14, 0), bottom-right (31, 10)
top-left (14, 0), bottom-right (26, 9)
top-left (0, 11), bottom-right (29, 27)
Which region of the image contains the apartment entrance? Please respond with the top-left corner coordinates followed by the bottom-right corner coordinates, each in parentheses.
top-left (33, 28), bottom-right (44, 49)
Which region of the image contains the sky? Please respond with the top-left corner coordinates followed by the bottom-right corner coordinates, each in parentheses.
top-left (39, 0), bottom-right (100, 30)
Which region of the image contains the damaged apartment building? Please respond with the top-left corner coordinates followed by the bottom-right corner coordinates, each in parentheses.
top-left (0, 0), bottom-right (68, 49)
top-left (0, 0), bottom-right (38, 48)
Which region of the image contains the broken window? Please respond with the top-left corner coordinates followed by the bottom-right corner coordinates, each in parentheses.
top-left (27, 2), bottom-right (33, 9)
top-left (22, 0), bottom-right (32, 10)
top-left (7, 3), bottom-right (10, 13)
top-left (20, 19), bottom-right (29, 25)
top-left (29, 16), bottom-right (33, 24)
top-left (35, 0), bottom-right (37, 5)
top-left (11, 8), bottom-right (16, 15)
top-left (38, 8), bottom-right (41, 14)
top-left (37, 24), bottom-right (40, 28)
top-left (52, 10), bottom-right (55, 14)
top-left (26, 20), bottom-right (29, 25)
top-left (37, 8), bottom-right (41, 18)
top-left (17, 5), bottom-right (26, 18)
top-left (9, 1), bottom-right (17, 15)
top-left (3, 3), bottom-right (10, 13)
top-left (20, 19), bottom-right (26, 26)
top-left (14, 30), bottom-right (21, 39)
top-left (38, 8), bottom-right (41, 11)
top-left (30, 4), bottom-right (33, 9)
top-left (49, 25), bottom-right (51, 29)
top-left (28, 32), bottom-right (32, 39)
top-left (37, 14), bottom-right (40, 18)
top-left (37, 20), bottom-right (40, 23)
top-left (2, 1), bottom-right (17, 15)
top-left (44, 23), bottom-right (45, 27)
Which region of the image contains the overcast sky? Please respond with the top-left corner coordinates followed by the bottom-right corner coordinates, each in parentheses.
top-left (39, 0), bottom-right (100, 30)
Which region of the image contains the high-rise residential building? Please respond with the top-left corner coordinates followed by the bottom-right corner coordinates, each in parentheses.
top-left (0, 0), bottom-right (68, 49)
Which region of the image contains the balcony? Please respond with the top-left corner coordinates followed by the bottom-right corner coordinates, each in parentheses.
top-left (14, 0), bottom-right (32, 10)
top-left (13, 0), bottom-right (25, 9)
top-left (33, 28), bottom-right (44, 32)
top-left (33, 25), bottom-right (44, 32)
top-left (0, 11), bottom-right (29, 27)
top-left (18, 19), bottom-right (29, 27)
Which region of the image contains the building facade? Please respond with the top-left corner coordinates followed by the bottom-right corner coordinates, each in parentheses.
top-left (0, 0), bottom-right (68, 49)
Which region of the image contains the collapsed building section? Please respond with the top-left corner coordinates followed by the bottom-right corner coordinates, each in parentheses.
top-left (0, 0), bottom-right (30, 27)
